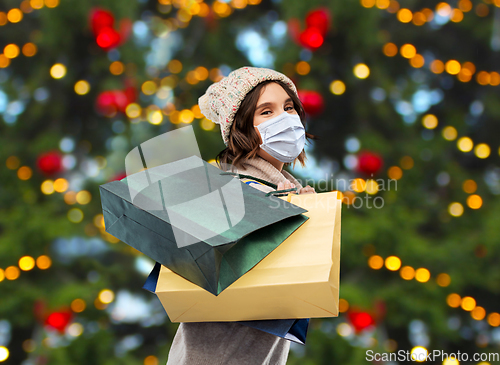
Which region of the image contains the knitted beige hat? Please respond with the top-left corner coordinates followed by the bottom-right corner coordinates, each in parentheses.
top-left (198, 66), bottom-right (298, 146)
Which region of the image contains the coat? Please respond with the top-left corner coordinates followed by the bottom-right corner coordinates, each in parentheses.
top-left (165, 156), bottom-right (303, 365)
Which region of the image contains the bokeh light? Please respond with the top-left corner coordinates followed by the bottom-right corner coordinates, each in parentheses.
top-left (448, 202), bottom-right (464, 217)
top-left (422, 114), bottom-right (438, 129)
top-left (353, 64), bottom-right (370, 79)
top-left (4, 44), bottom-right (20, 59)
top-left (460, 296), bottom-right (476, 311)
top-left (5, 266), bottom-right (20, 280)
top-left (99, 289), bottom-right (115, 304)
top-left (36, 255), bottom-right (52, 269)
top-left (436, 273), bottom-right (451, 287)
top-left (471, 306), bottom-right (486, 320)
top-left (329, 80), bottom-right (346, 95)
top-left (397, 8), bottom-right (413, 23)
top-left (385, 256), bottom-right (401, 271)
top-left (74, 80), bottom-right (90, 95)
top-left (447, 293), bottom-right (461, 307)
top-left (474, 143), bottom-right (490, 158)
top-left (50, 63), bottom-right (67, 79)
top-left (400, 266), bottom-right (415, 280)
top-left (442, 126), bottom-right (457, 140)
top-left (400, 44), bottom-right (416, 59)
top-left (466, 194), bottom-right (482, 209)
top-left (19, 256), bottom-right (35, 271)
top-left (388, 166), bottom-right (403, 180)
top-left (383, 43), bottom-right (398, 57)
top-left (415, 268), bottom-right (430, 282)
top-left (368, 255), bottom-right (384, 269)
top-left (457, 137), bottom-right (473, 152)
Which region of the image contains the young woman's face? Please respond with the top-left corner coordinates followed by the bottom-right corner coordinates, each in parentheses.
top-left (253, 82), bottom-right (298, 135)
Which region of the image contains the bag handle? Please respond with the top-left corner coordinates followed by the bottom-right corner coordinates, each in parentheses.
top-left (220, 172), bottom-right (298, 196)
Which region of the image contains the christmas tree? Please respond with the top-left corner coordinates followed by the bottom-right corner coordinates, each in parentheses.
top-left (1, 0), bottom-right (500, 364)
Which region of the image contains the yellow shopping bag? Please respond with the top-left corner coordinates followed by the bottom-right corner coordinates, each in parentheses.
top-left (152, 191), bottom-right (341, 322)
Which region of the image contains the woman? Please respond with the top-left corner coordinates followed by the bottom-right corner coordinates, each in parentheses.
top-left (166, 66), bottom-right (315, 365)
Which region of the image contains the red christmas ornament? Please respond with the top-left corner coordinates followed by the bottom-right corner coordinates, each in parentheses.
top-left (298, 90), bottom-right (324, 116)
top-left (347, 310), bottom-right (375, 332)
top-left (45, 309), bottom-right (73, 333)
top-left (299, 27), bottom-right (324, 50)
top-left (96, 27), bottom-right (121, 50)
top-left (96, 91), bottom-right (118, 115)
top-left (305, 8), bottom-right (331, 36)
top-left (90, 9), bottom-right (115, 36)
top-left (96, 86), bottom-right (137, 116)
top-left (357, 151), bottom-right (383, 175)
top-left (37, 151), bottom-right (63, 175)
top-left (288, 7), bottom-right (331, 51)
top-left (89, 8), bottom-right (131, 51)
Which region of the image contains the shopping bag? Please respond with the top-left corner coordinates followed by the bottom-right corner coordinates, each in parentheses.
top-left (99, 155), bottom-right (308, 295)
top-left (143, 263), bottom-right (309, 344)
top-left (149, 191), bottom-right (342, 321)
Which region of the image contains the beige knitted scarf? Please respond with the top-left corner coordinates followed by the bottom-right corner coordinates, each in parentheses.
top-left (232, 156), bottom-right (304, 193)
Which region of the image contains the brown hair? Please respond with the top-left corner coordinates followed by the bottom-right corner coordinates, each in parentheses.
top-left (216, 79), bottom-right (316, 170)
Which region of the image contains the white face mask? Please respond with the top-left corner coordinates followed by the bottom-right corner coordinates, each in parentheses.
top-left (254, 111), bottom-right (306, 163)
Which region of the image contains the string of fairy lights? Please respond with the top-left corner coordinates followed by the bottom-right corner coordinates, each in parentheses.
top-left (360, 0), bottom-right (497, 24)
top-left (0, 0), bottom-right (59, 68)
top-left (366, 254), bottom-right (500, 328)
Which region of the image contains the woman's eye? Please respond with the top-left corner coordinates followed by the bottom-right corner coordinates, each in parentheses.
top-left (285, 105), bottom-right (294, 111)
top-left (261, 110), bottom-right (271, 115)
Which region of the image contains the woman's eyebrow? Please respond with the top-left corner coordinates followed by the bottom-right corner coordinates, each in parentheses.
top-left (256, 97), bottom-right (293, 111)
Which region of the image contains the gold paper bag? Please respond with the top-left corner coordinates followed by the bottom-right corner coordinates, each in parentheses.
top-left (154, 191), bottom-right (341, 322)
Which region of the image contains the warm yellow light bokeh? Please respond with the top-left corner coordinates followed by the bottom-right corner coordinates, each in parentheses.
top-left (19, 256), bottom-right (35, 271)
top-left (368, 255), bottom-right (384, 269)
top-left (296, 61), bottom-right (310, 75)
top-left (36, 255), bottom-right (52, 269)
top-left (462, 179), bottom-right (477, 194)
top-left (385, 256), bottom-right (401, 271)
top-left (448, 202), bottom-right (464, 217)
top-left (442, 126), bottom-right (457, 140)
top-left (474, 143), bottom-right (490, 159)
top-left (388, 166), bottom-right (403, 180)
top-left (487, 312), bottom-right (500, 327)
top-left (4, 44), bottom-right (20, 59)
top-left (53, 178), bottom-right (69, 193)
top-left (457, 137), bottom-right (473, 152)
top-left (400, 266), bottom-right (415, 280)
top-left (99, 289), bottom-right (115, 304)
top-left (447, 293), bottom-right (462, 307)
top-left (7, 8), bottom-right (23, 23)
top-left (471, 306), bottom-right (486, 320)
top-left (466, 194), bottom-right (482, 209)
top-left (383, 43), bottom-right (398, 57)
top-left (436, 273), bottom-right (451, 287)
top-left (126, 103), bottom-right (141, 119)
top-left (329, 80), bottom-right (346, 95)
top-left (5, 266), bottom-right (20, 280)
top-left (445, 60), bottom-right (461, 75)
top-left (400, 44), bottom-right (416, 59)
top-left (460, 296), bottom-right (476, 311)
top-left (430, 60), bottom-right (445, 74)
top-left (74, 80), bottom-right (90, 95)
top-left (50, 63), bottom-right (67, 79)
top-left (422, 114), bottom-right (438, 129)
top-left (168, 59), bottom-right (183, 73)
top-left (397, 8), bottom-right (413, 22)
top-left (18, 166), bottom-right (33, 180)
top-left (415, 268), bottom-right (430, 282)
top-left (351, 178), bottom-right (366, 192)
top-left (353, 63), bottom-right (370, 79)
top-left (71, 298), bottom-right (86, 313)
